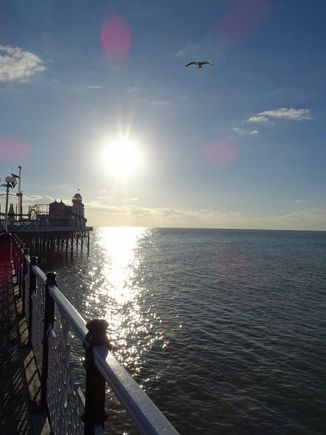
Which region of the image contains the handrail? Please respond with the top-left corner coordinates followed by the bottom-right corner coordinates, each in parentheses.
top-left (9, 225), bottom-right (93, 232)
top-left (25, 255), bottom-right (47, 287)
top-left (10, 235), bottom-right (178, 435)
top-left (94, 347), bottom-right (179, 435)
top-left (45, 282), bottom-right (178, 434)
top-left (32, 264), bottom-right (47, 285)
top-left (47, 284), bottom-right (88, 342)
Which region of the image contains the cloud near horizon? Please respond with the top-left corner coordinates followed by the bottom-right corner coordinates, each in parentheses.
top-left (85, 201), bottom-right (326, 231)
top-left (20, 194), bottom-right (55, 205)
top-left (248, 107), bottom-right (312, 123)
top-left (1, 192), bottom-right (324, 230)
top-left (0, 44), bottom-right (46, 81)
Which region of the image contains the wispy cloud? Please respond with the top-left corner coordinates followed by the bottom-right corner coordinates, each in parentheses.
top-left (173, 42), bottom-right (202, 59)
top-left (0, 44), bottom-right (46, 81)
top-left (247, 107), bottom-right (312, 123)
top-left (22, 194), bottom-right (54, 204)
top-left (125, 85), bottom-right (174, 108)
top-left (233, 127), bottom-right (259, 136)
top-left (150, 99), bottom-right (173, 107)
top-left (295, 199), bottom-right (310, 204)
top-left (126, 86), bottom-right (143, 96)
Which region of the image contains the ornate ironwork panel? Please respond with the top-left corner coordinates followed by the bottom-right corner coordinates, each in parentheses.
top-left (24, 270), bottom-right (29, 326)
top-left (31, 276), bottom-right (45, 373)
top-left (47, 312), bottom-right (85, 434)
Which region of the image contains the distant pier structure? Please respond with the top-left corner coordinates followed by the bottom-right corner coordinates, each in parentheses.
top-left (1, 187), bottom-right (92, 254)
top-left (30, 192), bottom-right (91, 253)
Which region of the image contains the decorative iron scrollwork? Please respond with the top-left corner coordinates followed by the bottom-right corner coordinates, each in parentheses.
top-left (47, 310), bottom-right (85, 434)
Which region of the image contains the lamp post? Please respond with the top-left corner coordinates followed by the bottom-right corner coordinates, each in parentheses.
top-left (1, 176), bottom-right (18, 232)
top-left (16, 166), bottom-right (23, 221)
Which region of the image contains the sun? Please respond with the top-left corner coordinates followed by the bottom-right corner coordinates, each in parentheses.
top-left (99, 137), bottom-right (143, 179)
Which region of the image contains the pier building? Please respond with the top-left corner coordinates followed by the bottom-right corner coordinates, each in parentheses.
top-left (0, 180), bottom-right (92, 254)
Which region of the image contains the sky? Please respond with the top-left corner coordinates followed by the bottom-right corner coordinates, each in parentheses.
top-left (0, 0), bottom-right (326, 230)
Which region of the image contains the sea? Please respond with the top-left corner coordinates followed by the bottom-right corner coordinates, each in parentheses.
top-left (39, 227), bottom-right (326, 435)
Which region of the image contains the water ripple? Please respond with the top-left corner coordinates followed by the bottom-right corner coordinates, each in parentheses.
top-left (40, 228), bottom-right (326, 434)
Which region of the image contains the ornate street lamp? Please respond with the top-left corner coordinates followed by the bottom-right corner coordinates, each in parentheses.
top-left (1, 175), bottom-right (18, 232)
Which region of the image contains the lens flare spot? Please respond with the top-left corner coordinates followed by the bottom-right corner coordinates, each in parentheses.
top-left (202, 139), bottom-right (237, 165)
top-left (218, 0), bottom-right (273, 41)
top-left (101, 14), bottom-right (131, 61)
top-left (0, 136), bottom-right (30, 162)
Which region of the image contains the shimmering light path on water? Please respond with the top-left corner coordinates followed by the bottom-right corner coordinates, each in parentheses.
top-left (41, 228), bottom-right (326, 434)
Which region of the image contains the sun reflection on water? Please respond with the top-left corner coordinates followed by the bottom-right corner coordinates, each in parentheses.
top-left (98, 226), bottom-right (145, 305)
top-left (88, 226), bottom-right (165, 376)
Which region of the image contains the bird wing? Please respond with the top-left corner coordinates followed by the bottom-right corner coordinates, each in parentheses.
top-left (201, 61), bottom-right (214, 66)
top-left (185, 61), bottom-right (197, 67)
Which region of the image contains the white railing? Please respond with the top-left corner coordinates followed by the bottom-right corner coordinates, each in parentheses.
top-left (12, 235), bottom-right (179, 435)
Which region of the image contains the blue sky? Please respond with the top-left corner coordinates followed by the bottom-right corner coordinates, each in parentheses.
top-left (0, 0), bottom-right (326, 229)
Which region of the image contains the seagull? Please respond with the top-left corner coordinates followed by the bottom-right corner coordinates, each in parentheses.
top-left (185, 61), bottom-right (214, 68)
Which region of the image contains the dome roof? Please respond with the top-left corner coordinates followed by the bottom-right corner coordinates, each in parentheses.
top-left (72, 192), bottom-right (83, 203)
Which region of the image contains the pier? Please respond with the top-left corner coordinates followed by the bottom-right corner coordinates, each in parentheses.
top-left (7, 226), bottom-right (92, 256)
top-left (0, 233), bottom-right (179, 434)
top-left (1, 168), bottom-right (92, 255)
top-left (0, 234), bottom-right (50, 434)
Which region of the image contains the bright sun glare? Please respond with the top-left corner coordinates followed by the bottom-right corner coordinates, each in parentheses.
top-left (100, 137), bottom-right (143, 179)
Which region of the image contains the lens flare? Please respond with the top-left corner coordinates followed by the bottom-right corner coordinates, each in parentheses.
top-left (0, 136), bottom-right (30, 162)
top-left (202, 139), bottom-right (238, 165)
top-left (101, 14), bottom-right (131, 61)
top-left (218, 0), bottom-right (273, 41)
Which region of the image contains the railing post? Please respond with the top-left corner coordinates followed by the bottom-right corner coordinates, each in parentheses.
top-left (28, 256), bottom-right (38, 345)
top-left (22, 247), bottom-right (29, 316)
top-left (41, 271), bottom-right (56, 408)
top-left (83, 319), bottom-right (111, 435)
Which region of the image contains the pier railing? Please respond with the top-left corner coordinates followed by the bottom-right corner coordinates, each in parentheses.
top-left (11, 235), bottom-right (179, 435)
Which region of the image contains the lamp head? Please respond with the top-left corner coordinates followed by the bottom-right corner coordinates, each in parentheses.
top-left (5, 176), bottom-right (17, 188)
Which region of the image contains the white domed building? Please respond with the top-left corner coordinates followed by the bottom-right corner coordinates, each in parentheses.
top-left (72, 192), bottom-right (86, 228)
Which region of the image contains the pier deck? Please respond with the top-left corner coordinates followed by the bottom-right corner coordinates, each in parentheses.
top-left (0, 260), bottom-right (49, 434)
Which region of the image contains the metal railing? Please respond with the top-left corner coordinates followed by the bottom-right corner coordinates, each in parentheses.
top-left (11, 235), bottom-right (179, 435)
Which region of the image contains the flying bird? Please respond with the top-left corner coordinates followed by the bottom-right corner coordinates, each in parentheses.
top-left (185, 61), bottom-right (214, 68)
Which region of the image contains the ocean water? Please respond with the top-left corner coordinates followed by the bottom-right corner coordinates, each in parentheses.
top-left (40, 227), bottom-right (326, 434)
